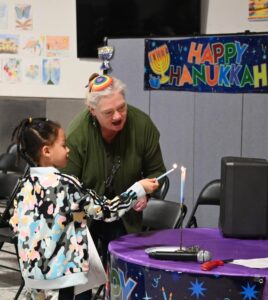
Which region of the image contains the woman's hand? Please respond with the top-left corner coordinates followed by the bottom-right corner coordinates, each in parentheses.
top-left (132, 196), bottom-right (148, 212)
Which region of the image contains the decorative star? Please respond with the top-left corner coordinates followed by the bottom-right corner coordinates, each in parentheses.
top-left (188, 279), bottom-right (207, 299)
top-left (240, 283), bottom-right (258, 300)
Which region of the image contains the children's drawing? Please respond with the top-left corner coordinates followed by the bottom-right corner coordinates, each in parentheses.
top-left (0, 34), bottom-right (19, 54)
top-left (46, 36), bottom-right (69, 57)
top-left (249, 0), bottom-right (268, 20)
top-left (3, 58), bottom-right (21, 83)
top-left (42, 59), bottom-right (60, 85)
top-left (14, 3), bottom-right (32, 30)
top-left (0, 2), bottom-right (8, 29)
top-left (21, 35), bottom-right (44, 56)
top-left (24, 59), bottom-right (41, 84)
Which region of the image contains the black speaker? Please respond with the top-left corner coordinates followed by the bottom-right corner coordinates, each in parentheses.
top-left (220, 156), bottom-right (268, 238)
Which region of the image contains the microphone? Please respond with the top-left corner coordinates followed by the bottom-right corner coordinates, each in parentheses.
top-left (148, 249), bottom-right (212, 262)
top-left (196, 249), bottom-right (212, 263)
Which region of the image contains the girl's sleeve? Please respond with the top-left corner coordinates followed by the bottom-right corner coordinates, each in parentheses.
top-left (71, 180), bottom-right (146, 222)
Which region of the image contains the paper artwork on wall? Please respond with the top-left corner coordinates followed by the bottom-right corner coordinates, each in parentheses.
top-left (21, 35), bottom-right (44, 56)
top-left (14, 3), bottom-right (33, 31)
top-left (0, 2), bottom-right (8, 30)
top-left (249, 0), bottom-right (268, 20)
top-left (42, 59), bottom-right (60, 85)
top-left (23, 59), bottom-right (41, 84)
top-left (0, 34), bottom-right (19, 54)
top-left (46, 36), bottom-right (69, 57)
top-left (3, 58), bottom-right (21, 83)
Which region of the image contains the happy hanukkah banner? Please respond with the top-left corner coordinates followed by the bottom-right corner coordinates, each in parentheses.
top-left (144, 35), bottom-right (268, 93)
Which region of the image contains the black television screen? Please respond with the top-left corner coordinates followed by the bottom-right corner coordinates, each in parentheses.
top-left (76, 0), bottom-right (201, 58)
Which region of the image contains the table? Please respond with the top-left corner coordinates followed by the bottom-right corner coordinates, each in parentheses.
top-left (108, 228), bottom-right (268, 299)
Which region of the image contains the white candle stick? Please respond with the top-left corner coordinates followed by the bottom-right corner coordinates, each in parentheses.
top-left (180, 166), bottom-right (186, 205)
top-left (156, 163), bottom-right (178, 180)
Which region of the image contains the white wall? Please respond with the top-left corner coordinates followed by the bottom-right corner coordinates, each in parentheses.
top-left (0, 0), bottom-right (267, 99)
top-left (203, 0), bottom-right (268, 34)
top-left (0, 0), bottom-right (100, 99)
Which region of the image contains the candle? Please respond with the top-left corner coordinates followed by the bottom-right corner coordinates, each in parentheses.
top-left (156, 163), bottom-right (178, 180)
top-left (180, 166), bottom-right (186, 205)
top-left (162, 287), bottom-right (168, 300)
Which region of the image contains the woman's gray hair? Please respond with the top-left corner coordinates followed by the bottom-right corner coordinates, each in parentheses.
top-left (85, 76), bottom-right (127, 108)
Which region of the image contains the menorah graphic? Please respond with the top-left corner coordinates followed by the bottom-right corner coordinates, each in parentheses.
top-left (148, 44), bottom-right (170, 84)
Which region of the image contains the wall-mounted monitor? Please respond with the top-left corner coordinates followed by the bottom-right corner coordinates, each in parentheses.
top-left (76, 0), bottom-right (201, 58)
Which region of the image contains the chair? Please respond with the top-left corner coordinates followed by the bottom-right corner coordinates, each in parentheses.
top-left (0, 143), bottom-right (27, 174)
top-left (6, 143), bottom-right (18, 154)
top-left (185, 179), bottom-right (221, 228)
top-left (0, 153), bottom-right (16, 174)
top-left (142, 199), bottom-right (187, 231)
top-left (0, 173), bottom-right (21, 210)
top-left (0, 172), bottom-right (25, 299)
top-left (151, 176), bottom-right (170, 200)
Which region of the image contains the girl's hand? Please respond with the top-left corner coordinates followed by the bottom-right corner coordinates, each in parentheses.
top-left (139, 178), bottom-right (159, 194)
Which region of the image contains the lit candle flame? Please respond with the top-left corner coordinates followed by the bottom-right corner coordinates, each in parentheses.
top-left (156, 163), bottom-right (178, 180)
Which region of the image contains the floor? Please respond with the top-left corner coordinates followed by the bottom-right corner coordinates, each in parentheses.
top-left (0, 244), bottom-right (104, 299)
top-left (0, 244), bottom-right (25, 299)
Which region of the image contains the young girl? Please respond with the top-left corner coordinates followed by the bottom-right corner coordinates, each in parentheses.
top-left (9, 117), bottom-right (158, 300)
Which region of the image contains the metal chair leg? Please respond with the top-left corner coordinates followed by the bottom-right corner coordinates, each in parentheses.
top-left (14, 280), bottom-right (25, 300)
top-left (93, 284), bottom-right (105, 300)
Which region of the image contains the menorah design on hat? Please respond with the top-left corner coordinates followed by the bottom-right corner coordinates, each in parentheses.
top-left (148, 44), bottom-right (170, 84)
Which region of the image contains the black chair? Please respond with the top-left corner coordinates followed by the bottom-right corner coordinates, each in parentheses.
top-left (0, 143), bottom-right (27, 174)
top-left (0, 153), bottom-right (16, 174)
top-left (185, 179), bottom-right (221, 228)
top-left (6, 143), bottom-right (18, 154)
top-left (142, 199), bottom-right (187, 231)
top-left (0, 172), bottom-right (25, 299)
top-left (0, 173), bottom-right (21, 210)
top-left (151, 176), bottom-right (170, 200)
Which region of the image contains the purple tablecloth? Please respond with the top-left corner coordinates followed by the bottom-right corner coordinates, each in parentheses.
top-left (108, 227), bottom-right (268, 298)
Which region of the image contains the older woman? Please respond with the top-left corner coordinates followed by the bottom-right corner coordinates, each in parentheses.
top-left (63, 73), bottom-right (166, 266)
